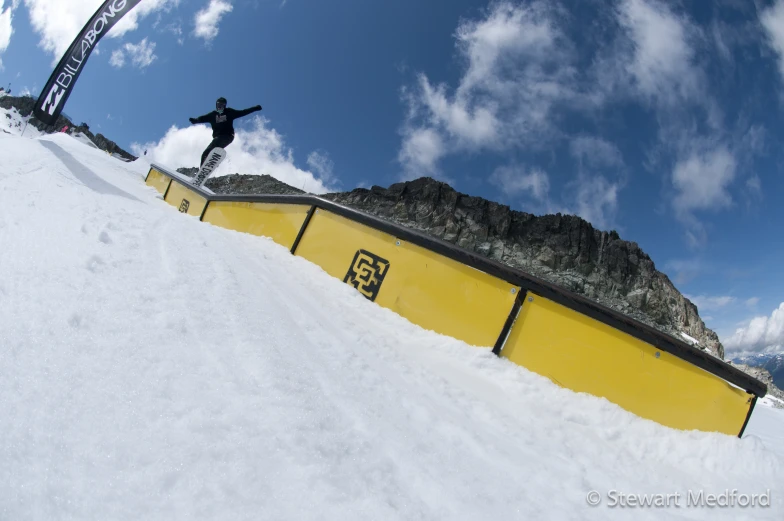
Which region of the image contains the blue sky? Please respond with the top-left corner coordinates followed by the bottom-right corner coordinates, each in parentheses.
top-left (1, 0), bottom-right (783, 356)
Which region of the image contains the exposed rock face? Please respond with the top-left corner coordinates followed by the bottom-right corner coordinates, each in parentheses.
top-left (205, 173), bottom-right (306, 195)
top-left (729, 364), bottom-right (784, 407)
top-left (176, 167), bottom-right (198, 178)
top-left (0, 95), bottom-right (137, 161)
top-left (173, 171), bottom-right (306, 195)
top-left (315, 177), bottom-right (726, 358)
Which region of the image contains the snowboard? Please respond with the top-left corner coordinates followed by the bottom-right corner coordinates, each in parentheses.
top-left (192, 147), bottom-right (226, 187)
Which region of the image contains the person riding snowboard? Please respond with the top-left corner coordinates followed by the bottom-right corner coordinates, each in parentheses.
top-left (188, 97), bottom-right (262, 167)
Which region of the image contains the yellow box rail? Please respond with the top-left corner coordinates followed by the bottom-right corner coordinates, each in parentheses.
top-left (502, 293), bottom-right (753, 435)
top-left (293, 208), bottom-right (520, 348)
top-left (145, 164), bottom-right (766, 437)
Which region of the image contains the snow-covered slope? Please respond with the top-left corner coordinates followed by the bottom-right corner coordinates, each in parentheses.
top-left (0, 104), bottom-right (45, 138)
top-left (0, 132), bottom-right (781, 520)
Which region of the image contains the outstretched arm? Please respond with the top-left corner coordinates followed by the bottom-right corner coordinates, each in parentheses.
top-left (189, 112), bottom-right (212, 124)
top-left (231, 105), bottom-right (262, 119)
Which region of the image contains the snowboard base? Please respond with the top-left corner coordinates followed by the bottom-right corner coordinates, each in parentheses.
top-left (192, 147), bottom-right (226, 187)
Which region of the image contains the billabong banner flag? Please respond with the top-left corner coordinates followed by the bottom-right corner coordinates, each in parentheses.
top-left (33, 0), bottom-right (143, 126)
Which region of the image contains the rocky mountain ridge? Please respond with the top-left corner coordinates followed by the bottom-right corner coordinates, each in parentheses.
top-left (732, 353), bottom-right (784, 390)
top-left (0, 94), bottom-right (136, 161)
top-left (728, 363), bottom-right (784, 407)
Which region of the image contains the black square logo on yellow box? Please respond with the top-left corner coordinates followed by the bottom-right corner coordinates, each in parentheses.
top-left (344, 249), bottom-right (390, 302)
top-left (179, 199), bottom-right (190, 213)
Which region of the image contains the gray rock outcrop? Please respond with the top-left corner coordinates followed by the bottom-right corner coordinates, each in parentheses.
top-left (0, 95), bottom-right (137, 161)
top-left (728, 363), bottom-right (784, 407)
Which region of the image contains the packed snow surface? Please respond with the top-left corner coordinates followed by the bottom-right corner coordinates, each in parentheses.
top-left (0, 132), bottom-right (782, 520)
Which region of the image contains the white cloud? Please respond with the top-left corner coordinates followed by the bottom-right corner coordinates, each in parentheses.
top-left (746, 174), bottom-right (762, 195)
top-left (569, 137), bottom-right (624, 169)
top-left (398, 127), bottom-right (445, 179)
top-left (489, 162), bottom-right (620, 229)
top-left (0, 0), bottom-right (17, 70)
top-left (723, 302), bottom-right (784, 355)
top-left (672, 147), bottom-right (736, 212)
top-left (130, 115), bottom-right (337, 194)
top-left (397, 3), bottom-right (626, 232)
top-left (685, 294), bottom-right (735, 311)
top-left (109, 48), bottom-right (124, 68)
top-left (306, 150), bottom-right (337, 188)
top-left (760, 0), bottom-right (784, 83)
top-left (614, 0), bottom-right (703, 107)
top-left (23, 0), bottom-right (175, 63)
top-left (109, 38), bottom-right (156, 69)
top-left (711, 20), bottom-right (731, 62)
top-left (398, 1), bottom-right (578, 176)
top-left (565, 136), bottom-right (625, 230)
top-left (193, 0), bottom-right (232, 42)
top-left (570, 175), bottom-right (621, 230)
top-left (165, 21), bottom-right (183, 45)
top-left (746, 297), bottom-right (760, 308)
top-left (490, 165), bottom-right (550, 201)
top-left (111, 0), bottom-right (179, 36)
top-left (602, 0), bottom-right (737, 246)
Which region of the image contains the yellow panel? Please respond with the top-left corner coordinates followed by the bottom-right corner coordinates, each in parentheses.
top-left (202, 201), bottom-right (310, 249)
top-left (501, 293), bottom-right (752, 435)
top-left (145, 168), bottom-right (171, 195)
top-left (294, 209), bottom-right (519, 348)
top-left (163, 181), bottom-right (208, 218)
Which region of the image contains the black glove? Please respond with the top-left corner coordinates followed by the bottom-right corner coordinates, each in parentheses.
top-left (189, 117), bottom-right (197, 124)
top-left (254, 105), bottom-right (262, 111)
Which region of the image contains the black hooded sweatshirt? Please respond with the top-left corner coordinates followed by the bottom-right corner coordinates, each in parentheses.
top-left (191, 105), bottom-right (261, 137)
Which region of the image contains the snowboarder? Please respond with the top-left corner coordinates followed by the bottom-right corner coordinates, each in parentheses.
top-left (188, 97), bottom-right (262, 167)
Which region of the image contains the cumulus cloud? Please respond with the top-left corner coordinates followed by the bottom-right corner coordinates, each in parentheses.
top-left (397, 126), bottom-right (445, 179)
top-left (564, 136), bottom-right (625, 230)
top-left (306, 150), bottom-right (338, 188)
top-left (165, 21), bottom-right (183, 45)
top-left (593, 0), bottom-right (724, 136)
top-left (760, 0), bottom-right (784, 83)
top-left (669, 146), bottom-right (736, 246)
top-left (723, 302), bottom-right (784, 356)
top-left (570, 136), bottom-right (624, 169)
top-left (685, 294), bottom-right (735, 312)
top-left (612, 0), bottom-right (704, 108)
top-left (398, 0), bottom-right (578, 177)
top-left (570, 175), bottom-right (621, 230)
top-left (600, 0), bottom-right (743, 245)
top-left (393, 0), bottom-right (757, 244)
top-left (672, 147), bottom-right (736, 213)
top-left (193, 0), bottom-right (232, 42)
top-left (0, 0), bottom-right (18, 70)
top-left (130, 115), bottom-right (337, 194)
top-left (397, 2), bottom-right (627, 230)
top-left (23, 0), bottom-right (176, 63)
top-left (490, 164), bottom-right (550, 201)
top-left (109, 38), bottom-right (156, 69)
